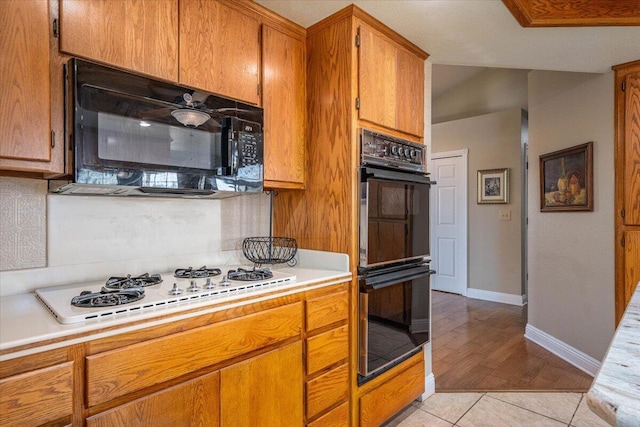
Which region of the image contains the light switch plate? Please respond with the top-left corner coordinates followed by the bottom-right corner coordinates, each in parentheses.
top-left (499, 210), bottom-right (511, 221)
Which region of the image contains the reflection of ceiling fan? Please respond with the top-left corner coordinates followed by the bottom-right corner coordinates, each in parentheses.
top-left (171, 93), bottom-right (211, 128)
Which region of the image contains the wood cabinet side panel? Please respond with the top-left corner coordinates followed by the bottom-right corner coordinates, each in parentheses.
top-left (262, 25), bottom-right (306, 186)
top-left (359, 359), bottom-right (425, 427)
top-left (220, 342), bottom-right (303, 427)
top-left (0, 361), bottom-right (73, 427)
top-left (306, 290), bottom-right (349, 332)
top-left (624, 71), bottom-right (640, 225)
top-left (0, 0), bottom-right (51, 162)
top-left (86, 371), bottom-right (220, 427)
top-left (306, 325), bottom-right (349, 375)
top-left (86, 302), bottom-right (302, 406)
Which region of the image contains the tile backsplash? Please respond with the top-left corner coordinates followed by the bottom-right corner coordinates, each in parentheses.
top-left (0, 178), bottom-right (47, 271)
top-left (0, 177), bottom-right (270, 296)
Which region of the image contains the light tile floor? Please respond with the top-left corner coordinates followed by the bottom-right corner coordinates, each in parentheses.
top-left (384, 392), bottom-right (611, 427)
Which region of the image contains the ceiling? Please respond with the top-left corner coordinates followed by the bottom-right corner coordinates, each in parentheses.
top-left (255, 0), bottom-right (640, 74)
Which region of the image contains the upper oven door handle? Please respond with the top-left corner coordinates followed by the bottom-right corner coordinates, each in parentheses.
top-left (362, 167), bottom-right (434, 185)
top-left (360, 265), bottom-right (436, 292)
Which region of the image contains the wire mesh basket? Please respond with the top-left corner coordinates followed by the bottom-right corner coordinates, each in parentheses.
top-left (242, 237), bottom-right (298, 266)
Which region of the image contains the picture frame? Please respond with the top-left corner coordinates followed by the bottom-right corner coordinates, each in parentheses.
top-left (477, 168), bottom-right (509, 204)
top-left (539, 141), bottom-right (593, 212)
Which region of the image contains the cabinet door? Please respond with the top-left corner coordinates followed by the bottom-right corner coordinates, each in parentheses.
top-left (262, 25), bottom-right (306, 189)
top-left (59, 0), bottom-right (178, 81)
top-left (86, 371), bottom-right (219, 427)
top-left (625, 231), bottom-right (640, 301)
top-left (624, 71), bottom-right (640, 225)
top-left (396, 48), bottom-right (425, 137)
top-left (220, 342), bottom-right (303, 427)
top-left (0, 0), bottom-right (51, 163)
top-left (180, 0), bottom-right (260, 105)
top-left (358, 24), bottom-right (397, 130)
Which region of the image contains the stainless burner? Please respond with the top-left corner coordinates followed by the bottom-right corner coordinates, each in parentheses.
top-left (105, 273), bottom-right (162, 289)
top-left (174, 266), bottom-right (222, 279)
top-left (227, 267), bottom-right (273, 281)
top-left (71, 287), bottom-right (145, 307)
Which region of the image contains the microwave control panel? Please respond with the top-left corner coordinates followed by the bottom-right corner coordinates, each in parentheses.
top-left (361, 128), bottom-right (427, 173)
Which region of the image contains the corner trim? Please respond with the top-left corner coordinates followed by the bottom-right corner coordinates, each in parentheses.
top-left (525, 323), bottom-right (600, 377)
top-left (466, 288), bottom-right (527, 306)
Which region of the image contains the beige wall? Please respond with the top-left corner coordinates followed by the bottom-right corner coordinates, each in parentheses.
top-left (527, 70), bottom-right (615, 361)
top-left (432, 108), bottom-right (524, 297)
top-left (424, 60), bottom-right (433, 382)
top-left (433, 68), bottom-right (529, 124)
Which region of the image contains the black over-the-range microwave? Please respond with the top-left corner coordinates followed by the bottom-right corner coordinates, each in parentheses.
top-left (52, 59), bottom-right (264, 198)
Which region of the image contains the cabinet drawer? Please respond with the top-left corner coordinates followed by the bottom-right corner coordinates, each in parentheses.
top-left (0, 361), bottom-right (73, 427)
top-left (306, 363), bottom-right (349, 419)
top-left (87, 302), bottom-right (302, 406)
top-left (306, 290), bottom-right (349, 332)
top-left (359, 356), bottom-right (425, 427)
top-left (307, 402), bottom-right (349, 427)
top-left (306, 325), bottom-right (349, 375)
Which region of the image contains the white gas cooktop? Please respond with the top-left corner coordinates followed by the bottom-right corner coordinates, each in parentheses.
top-left (35, 267), bottom-right (296, 324)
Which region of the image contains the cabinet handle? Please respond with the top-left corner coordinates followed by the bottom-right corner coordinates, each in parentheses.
top-left (51, 130), bottom-right (56, 148)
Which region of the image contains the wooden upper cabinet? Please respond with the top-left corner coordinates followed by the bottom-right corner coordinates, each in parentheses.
top-left (59, 0), bottom-right (179, 81)
top-left (0, 0), bottom-right (51, 164)
top-left (180, 0), bottom-right (260, 105)
top-left (358, 24), bottom-right (397, 131)
top-left (357, 22), bottom-right (426, 138)
top-left (262, 24), bottom-right (306, 189)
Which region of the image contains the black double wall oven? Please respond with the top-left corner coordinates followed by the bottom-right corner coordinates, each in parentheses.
top-left (358, 128), bottom-right (435, 383)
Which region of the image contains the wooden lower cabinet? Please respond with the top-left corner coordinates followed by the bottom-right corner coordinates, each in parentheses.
top-left (306, 363), bottom-right (349, 420)
top-left (221, 342), bottom-right (303, 427)
top-left (359, 356), bottom-right (425, 427)
top-left (86, 371), bottom-right (220, 427)
top-left (307, 402), bottom-right (349, 427)
top-left (0, 361), bottom-right (74, 427)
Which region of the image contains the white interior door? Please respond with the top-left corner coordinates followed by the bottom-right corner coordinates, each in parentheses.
top-left (430, 150), bottom-right (468, 295)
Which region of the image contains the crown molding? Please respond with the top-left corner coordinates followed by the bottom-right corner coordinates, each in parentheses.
top-left (502, 0), bottom-right (640, 27)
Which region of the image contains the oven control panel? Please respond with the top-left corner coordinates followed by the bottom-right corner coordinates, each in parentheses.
top-left (360, 128), bottom-right (427, 173)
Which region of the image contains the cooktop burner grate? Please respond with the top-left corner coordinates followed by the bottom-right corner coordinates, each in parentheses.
top-left (71, 287), bottom-right (145, 307)
top-left (105, 273), bottom-right (162, 289)
top-left (227, 267), bottom-right (273, 281)
top-left (174, 266), bottom-right (222, 279)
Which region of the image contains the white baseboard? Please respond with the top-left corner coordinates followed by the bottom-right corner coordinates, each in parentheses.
top-left (525, 324), bottom-right (600, 377)
top-left (466, 287), bottom-right (527, 306)
top-left (419, 373), bottom-right (436, 401)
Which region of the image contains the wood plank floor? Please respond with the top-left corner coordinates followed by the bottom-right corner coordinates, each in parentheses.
top-left (432, 291), bottom-right (594, 392)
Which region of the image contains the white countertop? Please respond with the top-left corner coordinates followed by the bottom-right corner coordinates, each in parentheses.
top-left (587, 283), bottom-right (640, 427)
top-left (0, 251), bottom-right (351, 361)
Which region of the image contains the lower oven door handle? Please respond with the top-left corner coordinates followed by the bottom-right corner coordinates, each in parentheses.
top-left (360, 266), bottom-right (435, 291)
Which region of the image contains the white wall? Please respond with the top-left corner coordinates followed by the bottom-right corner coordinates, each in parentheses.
top-left (527, 70), bottom-right (615, 361)
top-left (423, 59), bottom-right (434, 393)
top-left (432, 108), bottom-right (524, 298)
top-left (0, 180), bottom-right (270, 297)
top-left (433, 68), bottom-right (529, 124)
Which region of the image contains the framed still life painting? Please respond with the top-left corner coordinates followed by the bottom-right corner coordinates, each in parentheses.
top-left (477, 168), bottom-right (509, 204)
top-left (539, 141), bottom-right (593, 212)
